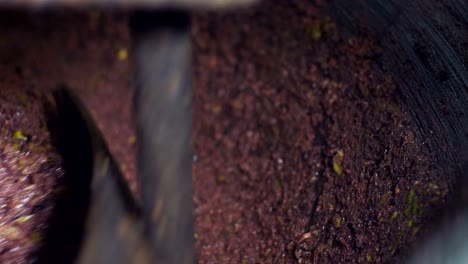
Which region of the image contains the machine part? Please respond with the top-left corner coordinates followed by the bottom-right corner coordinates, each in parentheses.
top-left (130, 10), bottom-right (195, 264)
top-left (60, 87), bottom-right (147, 264)
top-left (329, 0), bottom-right (467, 263)
top-left (0, 0), bottom-right (256, 262)
top-left (37, 10), bottom-right (196, 264)
top-left (35, 87), bottom-right (147, 264)
top-left (405, 168), bottom-right (468, 264)
top-left (405, 210), bottom-right (468, 264)
top-left (331, 0), bottom-right (467, 184)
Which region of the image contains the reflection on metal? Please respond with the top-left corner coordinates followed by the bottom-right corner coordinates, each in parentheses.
top-left (131, 10), bottom-right (195, 264)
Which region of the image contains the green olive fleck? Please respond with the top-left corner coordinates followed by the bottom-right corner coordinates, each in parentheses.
top-left (333, 150), bottom-right (344, 175)
top-left (390, 211), bottom-right (399, 221)
top-left (14, 215), bottom-right (33, 223)
top-left (306, 24), bottom-right (322, 41)
top-left (13, 130), bottom-right (27, 140)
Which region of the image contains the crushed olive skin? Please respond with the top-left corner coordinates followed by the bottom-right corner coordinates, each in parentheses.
top-left (0, 89), bottom-right (64, 263)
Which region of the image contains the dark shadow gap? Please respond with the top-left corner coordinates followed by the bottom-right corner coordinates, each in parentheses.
top-left (33, 90), bottom-right (93, 264)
